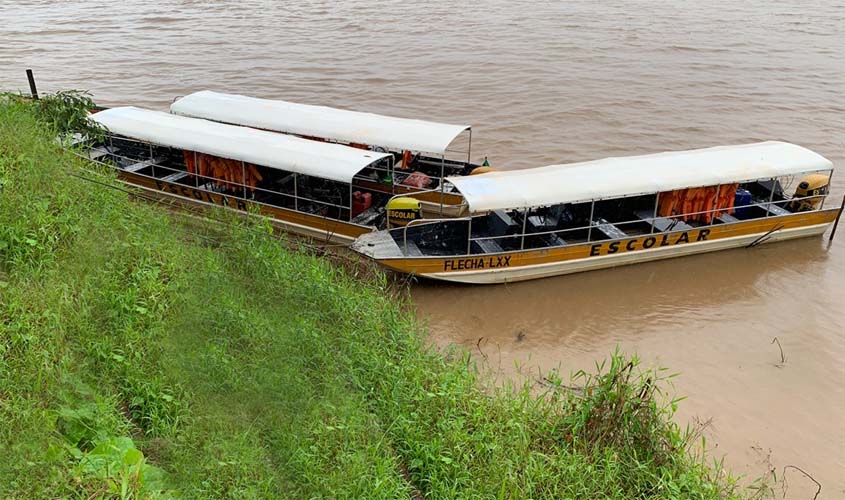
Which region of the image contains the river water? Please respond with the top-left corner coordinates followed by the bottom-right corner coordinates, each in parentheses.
top-left (2, 1), bottom-right (843, 496)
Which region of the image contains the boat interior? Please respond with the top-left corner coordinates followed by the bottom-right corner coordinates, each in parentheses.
top-left (389, 177), bottom-right (825, 257)
top-left (90, 135), bottom-right (478, 228)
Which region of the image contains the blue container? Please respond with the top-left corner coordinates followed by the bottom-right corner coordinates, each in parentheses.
top-left (734, 189), bottom-right (752, 218)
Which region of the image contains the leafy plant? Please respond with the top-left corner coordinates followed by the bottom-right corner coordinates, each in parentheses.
top-left (57, 405), bottom-right (107, 452)
top-left (33, 90), bottom-right (106, 142)
top-left (74, 437), bottom-right (168, 499)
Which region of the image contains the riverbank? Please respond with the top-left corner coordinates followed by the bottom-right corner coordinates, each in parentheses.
top-left (0, 97), bottom-right (742, 498)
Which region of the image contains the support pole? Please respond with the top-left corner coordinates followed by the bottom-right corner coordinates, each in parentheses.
top-left (710, 185), bottom-right (721, 225)
top-left (520, 208), bottom-right (528, 250)
top-left (822, 168), bottom-right (834, 210)
top-left (466, 217), bottom-right (472, 255)
top-left (766, 178), bottom-right (776, 216)
top-left (389, 156), bottom-right (395, 195)
top-left (440, 155), bottom-right (445, 216)
top-left (650, 194), bottom-right (659, 234)
top-left (241, 161), bottom-right (247, 199)
top-left (829, 195), bottom-right (845, 242)
top-left (467, 128), bottom-right (472, 165)
top-left (26, 69), bottom-right (38, 100)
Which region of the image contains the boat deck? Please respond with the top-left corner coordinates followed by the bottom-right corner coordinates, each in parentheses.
top-left (352, 230), bottom-right (404, 259)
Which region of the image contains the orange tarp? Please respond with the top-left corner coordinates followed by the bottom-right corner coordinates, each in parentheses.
top-left (657, 183), bottom-right (739, 223)
top-left (183, 151), bottom-right (263, 192)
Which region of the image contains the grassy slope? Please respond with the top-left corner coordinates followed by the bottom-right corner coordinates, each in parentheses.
top-left (0, 99), bottom-right (741, 499)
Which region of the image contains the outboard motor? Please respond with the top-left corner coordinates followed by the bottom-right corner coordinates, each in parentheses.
top-left (387, 197), bottom-right (422, 227)
top-left (789, 173), bottom-right (830, 212)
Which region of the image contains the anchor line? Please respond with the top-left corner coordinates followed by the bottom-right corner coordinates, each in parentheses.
top-left (746, 224), bottom-right (785, 248)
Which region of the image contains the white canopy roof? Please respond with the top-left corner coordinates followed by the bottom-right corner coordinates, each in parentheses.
top-left (170, 90), bottom-right (470, 154)
top-left (91, 107), bottom-right (391, 183)
top-left (448, 141), bottom-right (833, 213)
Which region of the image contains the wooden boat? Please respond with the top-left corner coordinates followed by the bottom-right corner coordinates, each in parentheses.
top-left (351, 141), bottom-right (844, 284)
top-left (86, 95), bottom-right (483, 244)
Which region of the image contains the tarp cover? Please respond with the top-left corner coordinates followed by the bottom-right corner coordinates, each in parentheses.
top-left (447, 141), bottom-right (833, 212)
top-left (170, 90), bottom-right (470, 154)
top-left (91, 107), bottom-right (391, 183)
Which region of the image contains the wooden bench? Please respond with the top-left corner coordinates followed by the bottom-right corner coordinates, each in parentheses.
top-left (402, 240), bottom-right (424, 256)
top-left (489, 210), bottom-right (519, 236)
top-left (765, 204), bottom-right (791, 216)
top-left (352, 206), bottom-right (382, 226)
top-left (635, 210), bottom-right (693, 232)
top-left (123, 157), bottom-right (164, 173)
top-left (592, 218), bottom-right (628, 239)
top-left (161, 171), bottom-right (189, 183)
top-left (545, 233), bottom-right (566, 247)
top-left (87, 146), bottom-right (112, 161)
top-left (472, 238), bottom-right (504, 255)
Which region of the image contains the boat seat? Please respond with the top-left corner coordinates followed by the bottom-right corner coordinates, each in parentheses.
top-left (652, 217), bottom-right (693, 232)
top-left (277, 172), bottom-right (296, 187)
top-left (545, 233), bottom-right (566, 247)
top-left (765, 204), bottom-right (791, 216)
top-left (716, 213), bottom-right (739, 224)
top-left (471, 238), bottom-right (504, 255)
top-left (523, 214), bottom-right (566, 247)
top-left (635, 210), bottom-right (693, 232)
top-left (489, 210), bottom-right (519, 236)
top-left (88, 146), bottom-right (112, 161)
top-left (592, 218), bottom-right (628, 239)
top-left (401, 240), bottom-right (424, 256)
top-left (161, 171), bottom-right (189, 183)
top-left (352, 206), bottom-right (382, 225)
top-left (123, 157), bottom-right (164, 173)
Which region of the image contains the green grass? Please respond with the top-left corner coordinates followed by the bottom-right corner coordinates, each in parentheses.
top-left (0, 96), bottom-right (748, 498)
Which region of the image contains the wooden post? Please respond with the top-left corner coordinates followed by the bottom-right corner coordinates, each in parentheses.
top-left (26, 69), bottom-right (38, 100)
top-left (829, 195), bottom-right (845, 242)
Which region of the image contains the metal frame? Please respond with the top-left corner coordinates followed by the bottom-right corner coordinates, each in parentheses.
top-left (98, 135), bottom-right (359, 219)
top-left (396, 182), bottom-right (833, 257)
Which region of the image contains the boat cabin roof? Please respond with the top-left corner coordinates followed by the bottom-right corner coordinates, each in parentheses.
top-left (170, 90), bottom-right (471, 155)
top-left (447, 141), bottom-right (833, 213)
top-left (91, 107), bottom-right (391, 183)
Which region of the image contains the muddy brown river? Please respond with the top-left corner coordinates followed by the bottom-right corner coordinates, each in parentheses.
top-left (2, 1), bottom-right (843, 496)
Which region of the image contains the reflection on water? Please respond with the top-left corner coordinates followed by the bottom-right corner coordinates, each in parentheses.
top-left (3, 0), bottom-right (844, 495)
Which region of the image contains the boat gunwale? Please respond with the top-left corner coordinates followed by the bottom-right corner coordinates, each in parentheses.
top-left (86, 133), bottom-right (470, 231)
top-left (365, 206), bottom-right (841, 262)
top-left (407, 221), bottom-right (835, 284)
top-left (78, 151), bottom-right (376, 237)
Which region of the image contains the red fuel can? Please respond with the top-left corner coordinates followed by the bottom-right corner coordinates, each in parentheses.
top-left (352, 191), bottom-right (372, 217)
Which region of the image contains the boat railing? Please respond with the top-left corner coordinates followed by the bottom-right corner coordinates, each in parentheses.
top-left (431, 192), bottom-right (831, 256)
top-left (95, 134), bottom-right (474, 225)
top-left (398, 216), bottom-right (472, 255)
top-left (86, 140), bottom-right (360, 221)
